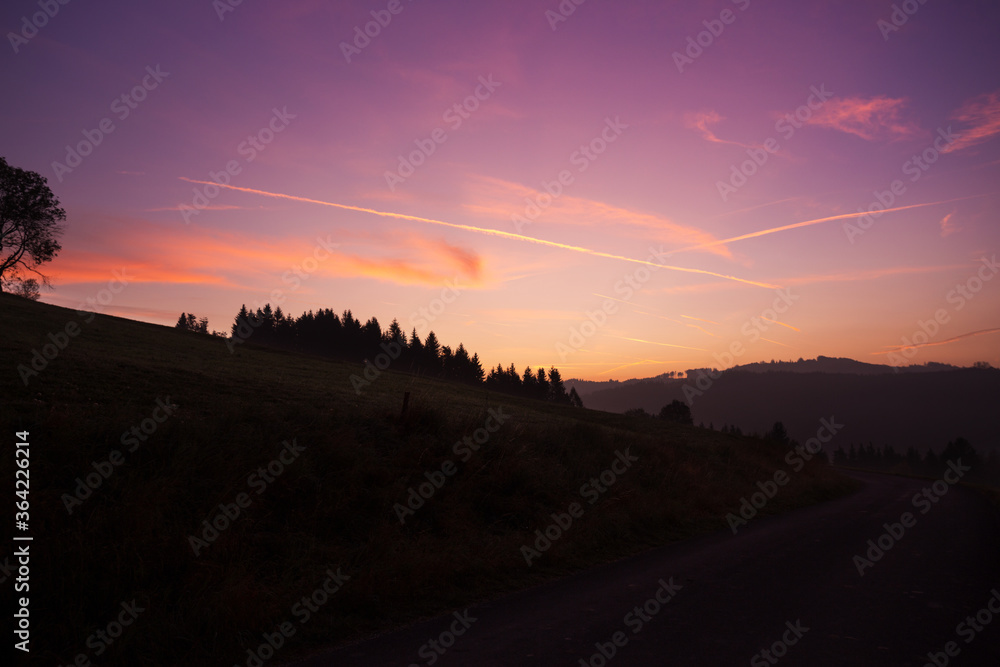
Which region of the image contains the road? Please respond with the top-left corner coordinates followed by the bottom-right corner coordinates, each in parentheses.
top-left (288, 469), bottom-right (1000, 666)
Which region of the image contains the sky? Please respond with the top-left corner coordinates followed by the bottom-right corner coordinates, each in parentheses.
top-left (2, 0), bottom-right (999, 380)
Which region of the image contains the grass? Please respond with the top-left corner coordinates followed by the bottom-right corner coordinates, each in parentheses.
top-left (0, 294), bottom-right (856, 666)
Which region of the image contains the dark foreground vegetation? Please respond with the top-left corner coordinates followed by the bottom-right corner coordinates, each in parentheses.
top-left (831, 438), bottom-right (1000, 487)
top-left (2, 294), bottom-right (854, 666)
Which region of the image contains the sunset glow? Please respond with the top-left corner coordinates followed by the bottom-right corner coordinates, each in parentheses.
top-left (4, 0), bottom-right (999, 378)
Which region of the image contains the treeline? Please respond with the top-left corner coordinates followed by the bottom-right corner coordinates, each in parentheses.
top-left (226, 303), bottom-right (583, 405)
top-left (624, 399), bottom-right (693, 425)
top-left (483, 363), bottom-right (583, 406)
top-left (175, 312), bottom-right (209, 334)
top-left (832, 438), bottom-right (1000, 486)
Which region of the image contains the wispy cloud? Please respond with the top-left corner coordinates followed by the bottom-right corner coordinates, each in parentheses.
top-left (804, 96), bottom-right (919, 141)
top-left (668, 195), bottom-right (987, 254)
top-left (783, 263), bottom-right (968, 286)
top-left (684, 111), bottom-right (754, 148)
top-left (759, 317), bottom-right (800, 332)
top-left (942, 89), bottom-right (1000, 153)
top-left (47, 217), bottom-right (489, 290)
top-left (613, 336), bottom-right (709, 352)
top-left (144, 205), bottom-right (265, 213)
top-left (462, 175), bottom-right (734, 258)
top-left (939, 212), bottom-right (959, 237)
top-left (681, 314), bottom-right (719, 325)
top-left (180, 178), bottom-right (779, 288)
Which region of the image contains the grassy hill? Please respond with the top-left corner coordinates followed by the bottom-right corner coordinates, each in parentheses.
top-left (0, 294), bottom-right (854, 666)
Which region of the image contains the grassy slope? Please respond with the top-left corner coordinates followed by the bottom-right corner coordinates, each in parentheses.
top-left (0, 294), bottom-right (856, 666)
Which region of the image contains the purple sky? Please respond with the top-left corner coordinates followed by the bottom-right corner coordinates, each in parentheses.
top-left (3, 0), bottom-right (999, 378)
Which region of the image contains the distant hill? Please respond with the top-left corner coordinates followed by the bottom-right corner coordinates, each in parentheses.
top-left (728, 355), bottom-right (960, 375)
top-left (567, 372), bottom-right (677, 397)
top-left (568, 358), bottom-right (999, 454)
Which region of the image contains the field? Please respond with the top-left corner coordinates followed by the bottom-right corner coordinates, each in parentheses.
top-left (0, 294), bottom-right (855, 666)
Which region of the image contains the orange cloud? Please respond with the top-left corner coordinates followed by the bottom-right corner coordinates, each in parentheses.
top-left (47, 216), bottom-right (489, 291)
top-left (942, 90), bottom-right (1000, 153)
top-left (804, 96), bottom-right (919, 141)
top-left (407, 235), bottom-right (483, 280)
top-left (47, 247), bottom-right (234, 287)
top-left (181, 178), bottom-right (777, 288)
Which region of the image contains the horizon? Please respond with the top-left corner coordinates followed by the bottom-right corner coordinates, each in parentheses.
top-left (3, 0), bottom-right (1000, 380)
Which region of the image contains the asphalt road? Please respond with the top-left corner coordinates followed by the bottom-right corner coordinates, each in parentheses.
top-left (288, 469), bottom-right (1000, 666)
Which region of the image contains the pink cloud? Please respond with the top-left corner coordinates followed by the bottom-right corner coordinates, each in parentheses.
top-left (942, 89), bottom-right (1000, 153)
top-left (684, 111), bottom-right (755, 148)
top-left (804, 96), bottom-right (919, 141)
top-left (939, 212), bottom-right (959, 237)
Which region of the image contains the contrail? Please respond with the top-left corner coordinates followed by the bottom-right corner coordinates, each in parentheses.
top-left (598, 360), bottom-right (667, 376)
top-left (180, 178), bottom-right (779, 289)
top-left (615, 336), bottom-right (709, 352)
top-left (669, 194), bottom-right (992, 253)
top-left (759, 317), bottom-right (800, 332)
top-left (760, 337), bottom-right (794, 348)
top-left (681, 314), bottom-right (719, 324)
top-left (872, 327), bottom-right (1000, 354)
top-left (591, 294), bottom-right (720, 335)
